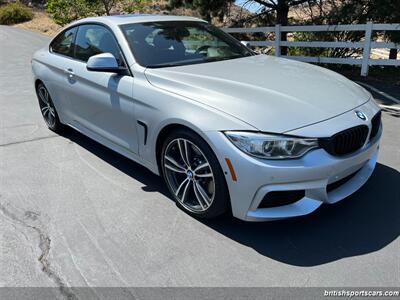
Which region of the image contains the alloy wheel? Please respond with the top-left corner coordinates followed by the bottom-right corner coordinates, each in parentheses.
top-left (163, 138), bottom-right (215, 213)
top-left (37, 85), bottom-right (56, 127)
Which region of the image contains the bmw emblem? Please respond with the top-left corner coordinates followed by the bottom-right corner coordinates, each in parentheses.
top-left (355, 110), bottom-right (367, 121)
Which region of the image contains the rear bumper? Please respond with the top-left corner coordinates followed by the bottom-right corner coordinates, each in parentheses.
top-left (207, 127), bottom-right (381, 222)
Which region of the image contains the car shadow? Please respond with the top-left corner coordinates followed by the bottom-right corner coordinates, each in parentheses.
top-left (61, 127), bottom-right (400, 267)
top-left (201, 163), bottom-right (400, 266)
top-left (60, 127), bottom-right (171, 198)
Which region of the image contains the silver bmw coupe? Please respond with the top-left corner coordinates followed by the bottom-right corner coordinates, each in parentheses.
top-left (32, 14), bottom-right (382, 221)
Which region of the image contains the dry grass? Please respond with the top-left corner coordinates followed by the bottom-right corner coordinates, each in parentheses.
top-left (13, 9), bottom-right (61, 37)
top-left (9, 0), bottom-right (214, 37)
top-left (10, 0), bottom-right (249, 37)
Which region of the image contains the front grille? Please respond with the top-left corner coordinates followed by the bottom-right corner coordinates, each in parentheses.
top-left (327, 169), bottom-right (361, 193)
top-left (258, 190), bottom-right (305, 208)
top-left (319, 125), bottom-right (369, 156)
top-left (369, 111), bottom-right (381, 141)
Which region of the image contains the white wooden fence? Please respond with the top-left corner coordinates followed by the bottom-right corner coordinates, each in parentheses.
top-left (223, 22), bottom-right (400, 76)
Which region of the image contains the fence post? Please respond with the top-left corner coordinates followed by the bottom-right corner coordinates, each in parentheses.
top-left (361, 21), bottom-right (373, 76)
top-left (275, 24), bottom-right (281, 57)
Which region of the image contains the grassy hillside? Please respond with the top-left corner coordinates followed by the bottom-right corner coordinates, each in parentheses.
top-left (14, 8), bottom-right (60, 36)
top-left (9, 0), bottom-right (251, 36)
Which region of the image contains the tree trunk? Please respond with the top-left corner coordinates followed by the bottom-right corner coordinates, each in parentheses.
top-left (276, 0), bottom-right (289, 56)
top-left (389, 48), bottom-right (398, 60)
top-left (101, 0), bottom-right (112, 15)
top-left (203, 11), bottom-right (212, 23)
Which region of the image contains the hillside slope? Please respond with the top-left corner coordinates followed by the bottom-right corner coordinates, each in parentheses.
top-left (12, 0), bottom-right (251, 36)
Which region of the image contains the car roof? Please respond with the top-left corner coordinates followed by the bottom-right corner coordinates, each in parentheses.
top-left (73, 14), bottom-right (205, 26)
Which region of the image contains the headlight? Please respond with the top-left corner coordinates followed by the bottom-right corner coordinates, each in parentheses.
top-left (224, 131), bottom-right (318, 159)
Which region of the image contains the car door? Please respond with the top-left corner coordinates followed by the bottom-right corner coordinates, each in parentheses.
top-left (66, 24), bottom-right (138, 153)
top-left (46, 26), bottom-right (78, 122)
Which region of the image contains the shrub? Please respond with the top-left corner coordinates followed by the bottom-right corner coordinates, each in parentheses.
top-left (46, 0), bottom-right (149, 26)
top-left (0, 2), bottom-right (33, 25)
top-left (46, 0), bottom-right (100, 26)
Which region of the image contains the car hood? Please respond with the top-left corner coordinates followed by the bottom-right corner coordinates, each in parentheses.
top-left (144, 55), bottom-right (371, 133)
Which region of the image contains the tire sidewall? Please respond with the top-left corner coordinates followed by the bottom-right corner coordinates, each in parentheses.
top-left (36, 83), bottom-right (62, 132)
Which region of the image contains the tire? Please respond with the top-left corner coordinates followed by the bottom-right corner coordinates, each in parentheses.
top-left (36, 82), bottom-right (63, 132)
top-left (161, 128), bottom-right (230, 219)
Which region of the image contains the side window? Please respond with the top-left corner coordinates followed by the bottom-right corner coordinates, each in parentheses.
top-left (74, 24), bottom-right (123, 66)
top-left (50, 27), bottom-right (77, 57)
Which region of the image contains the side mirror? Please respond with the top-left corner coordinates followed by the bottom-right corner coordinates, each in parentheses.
top-left (86, 53), bottom-right (125, 74)
top-left (241, 41), bottom-right (251, 48)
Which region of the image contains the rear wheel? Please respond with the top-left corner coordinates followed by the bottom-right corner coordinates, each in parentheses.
top-left (36, 83), bottom-right (63, 132)
top-left (161, 129), bottom-right (229, 219)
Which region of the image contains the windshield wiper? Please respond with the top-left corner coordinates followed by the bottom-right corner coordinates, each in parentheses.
top-left (203, 54), bottom-right (244, 63)
top-left (146, 58), bottom-right (205, 68)
top-left (146, 62), bottom-right (187, 68)
top-left (146, 54), bottom-right (247, 69)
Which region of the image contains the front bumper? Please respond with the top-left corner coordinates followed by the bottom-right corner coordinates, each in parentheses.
top-left (207, 126), bottom-right (381, 221)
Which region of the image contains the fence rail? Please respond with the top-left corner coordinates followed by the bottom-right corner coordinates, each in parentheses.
top-left (223, 22), bottom-right (400, 76)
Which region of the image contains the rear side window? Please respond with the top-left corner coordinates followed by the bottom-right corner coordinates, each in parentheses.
top-left (50, 27), bottom-right (77, 57)
top-left (74, 24), bottom-right (123, 66)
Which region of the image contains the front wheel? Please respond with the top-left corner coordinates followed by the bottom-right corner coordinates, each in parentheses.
top-left (161, 129), bottom-right (230, 219)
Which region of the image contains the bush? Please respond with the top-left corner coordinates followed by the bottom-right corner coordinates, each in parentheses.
top-left (0, 2), bottom-right (33, 25)
top-left (46, 0), bottom-right (149, 26)
top-left (46, 0), bottom-right (100, 26)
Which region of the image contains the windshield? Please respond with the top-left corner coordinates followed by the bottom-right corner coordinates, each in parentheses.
top-left (120, 21), bottom-right (254, 68)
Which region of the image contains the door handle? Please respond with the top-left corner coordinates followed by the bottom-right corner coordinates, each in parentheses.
top-left (64, 68), bottom-right (75, 79)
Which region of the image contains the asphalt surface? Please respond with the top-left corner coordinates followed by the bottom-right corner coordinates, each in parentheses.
top-left (0, 26), bottom-right (399, 296)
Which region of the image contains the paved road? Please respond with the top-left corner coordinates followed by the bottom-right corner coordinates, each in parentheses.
top-left (0, 26), bottom-right (399, 297)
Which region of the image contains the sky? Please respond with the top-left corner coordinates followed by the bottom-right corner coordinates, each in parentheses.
top-left (235, 0), bottom-right (261, 12)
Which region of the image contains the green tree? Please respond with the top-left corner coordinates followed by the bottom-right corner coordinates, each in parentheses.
top-left (366, 0), bottom-right (399, 59)
top-left (46, 0), bottom-right (100, 25)
top-left (98, 0), bottom-right (117, 15)
top-left (19, 0), bottom-right (46, 6)
top-left (47, 0), bottom-right (148, 25)
top-left (169, 0), bottom-right (235, 23)
top-left (299, 0), bottom-right (400, 59)
top-left (239, 1), bottom-right (314, 55)
top-left (95, 0), bottom-right (136, 15)
top-left (121, 0), bottom-right (148, 13)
